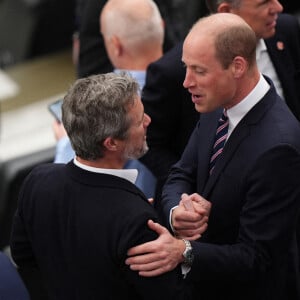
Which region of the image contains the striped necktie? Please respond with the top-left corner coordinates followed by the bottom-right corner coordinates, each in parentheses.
top-left (209, 110), bottom-right (229, 175)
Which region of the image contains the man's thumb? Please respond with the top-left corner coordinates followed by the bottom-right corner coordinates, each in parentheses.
top-left (147, 219), bottom-right (166, 235)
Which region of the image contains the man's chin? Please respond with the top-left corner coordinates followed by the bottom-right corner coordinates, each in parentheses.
top-left (125, 146), bottom-right (149, 161)
top-left (135, 147), bottom-right (149, 160)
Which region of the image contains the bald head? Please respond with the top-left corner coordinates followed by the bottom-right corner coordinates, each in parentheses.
top-left (100, 0), bottom-right (164, 70)
top-left (192, 11), bottom-right (249, 30)
top-left (100, 0), bottom-right (164, 50)
top-left (186, 13), bottom-right (257, 69)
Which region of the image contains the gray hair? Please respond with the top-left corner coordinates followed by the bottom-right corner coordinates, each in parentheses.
top-left (62, 72), bottom-right (139, 160)
top-left (205, 0), bottom-right (241, 13)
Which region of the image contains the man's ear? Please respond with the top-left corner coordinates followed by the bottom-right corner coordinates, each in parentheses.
top-left (103, 137), bottom-right (118, 151)
top-left (218, 2), bottom-right (232, 13)
top-left (231, 56), bottom-right (247, 79)
top-left (111, 35), bottom-right (122, 56)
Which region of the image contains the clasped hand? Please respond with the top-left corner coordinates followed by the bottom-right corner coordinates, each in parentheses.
top-left (125, 193), bottom-right (211, 277)
top-left (172, 193), bottom-right (211, 240)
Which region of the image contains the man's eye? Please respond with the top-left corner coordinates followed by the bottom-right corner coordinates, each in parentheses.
top-left (195, 69), bottom-right (205, 75)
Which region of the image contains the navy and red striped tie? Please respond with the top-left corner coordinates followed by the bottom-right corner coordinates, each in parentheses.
top-left (209, 110), bottom-right (229, 175)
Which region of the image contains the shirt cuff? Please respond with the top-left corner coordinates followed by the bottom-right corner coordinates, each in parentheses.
top-left (181, 264), bottom-right (191, 278)
top-left (169, 205), bottom-right (179, 234)
top-left (170, 206), bottom-right (192, 278)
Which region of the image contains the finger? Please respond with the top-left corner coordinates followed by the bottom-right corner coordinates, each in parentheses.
top-left (180, 198), bottom-right (195, 212)
top-left (127, 240), bottom-right (157, 256)
top-left (193, 203), bottom-right (211, 216)
top-left (179, 193), bottom-right (189, 209)
top-left (174, 213), bottom-right (207, 228)
top-left (174, 217), bottom-right (208, 239)
top-left (181, 193), bottom-right (189, 200)
top-left (174, 227), bottom-right (201, 238)
top-left (147, 219), bottom-right (168, 235)
top-left (128, 257), bottom-right (164, 271)
top-left (126, 252), bottom-right (161, 265)
top-left (191, 215), bottom-right (208, 228)
top-left (137, 263), bottom-right (175, 277)
top-left (193, 196), bottom-right (211, 208)
top-left (194, 206), bottom-right (209, 215)
top-left (130, 262), bottom-right (175, 277)
top-left (199, 222), bottom-right (208, 235)
top-left (183, 220), bottom-right (208, 238)
top-left (148, 198), bottom-right (154, 204)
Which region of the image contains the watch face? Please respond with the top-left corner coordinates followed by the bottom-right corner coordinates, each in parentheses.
top-left (184, 249), bottom-right (194, 265)
top-left (183, 240), bottom-right (194, 265)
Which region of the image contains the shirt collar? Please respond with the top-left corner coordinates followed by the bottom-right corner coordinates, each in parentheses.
top-left (73, 157), bottom-right (138, 184)
top-left (256, 39), bottom-right (267, 61)
top-left (227, 74), bottom-right (270, 136)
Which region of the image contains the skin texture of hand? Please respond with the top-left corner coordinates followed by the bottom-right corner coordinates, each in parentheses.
top-left (172, 193), bottom-right (211, 240)
top-left (126, 220), bottom-right (185, 277)
top-left (52, 120), bottom-right (68, 141)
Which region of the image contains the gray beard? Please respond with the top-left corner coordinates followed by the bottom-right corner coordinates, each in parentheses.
top-left (124, 142), bottom-right (149, 160)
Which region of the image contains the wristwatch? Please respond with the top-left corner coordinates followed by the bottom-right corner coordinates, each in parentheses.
top-left (182, 239), bottom-right (194, 266)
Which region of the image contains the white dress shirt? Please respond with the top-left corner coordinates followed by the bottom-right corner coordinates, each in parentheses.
top-left (256, 39), bottom-right (284, 100)
top-left (226, 73), bottom-right (270, 140)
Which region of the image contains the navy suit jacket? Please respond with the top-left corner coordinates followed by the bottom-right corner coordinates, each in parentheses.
top-left (162, 81), bottom-right (300, 299)
top-left (141, 13), bottom-right (300, 200)
top-left (10, 162), bottom-right (190, 300)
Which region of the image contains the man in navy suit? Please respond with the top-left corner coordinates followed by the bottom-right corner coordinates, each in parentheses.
top-left (10, 73), bottom-right (194, 300)
top-left (126, 13), bottom-right (300, 299)
top-left (141, 0), bottom-right (300, 208)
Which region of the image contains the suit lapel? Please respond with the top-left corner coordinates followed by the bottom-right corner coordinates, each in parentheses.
top-left (202, 85), bottom-right (276, 198)
top-left (196, 109), bottom-right (222, 193)
top-left (202, 123), bottom-right (250, 198)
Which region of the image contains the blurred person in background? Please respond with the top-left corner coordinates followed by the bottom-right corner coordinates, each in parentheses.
top-left (76, 0), bottom-right (209, 78)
